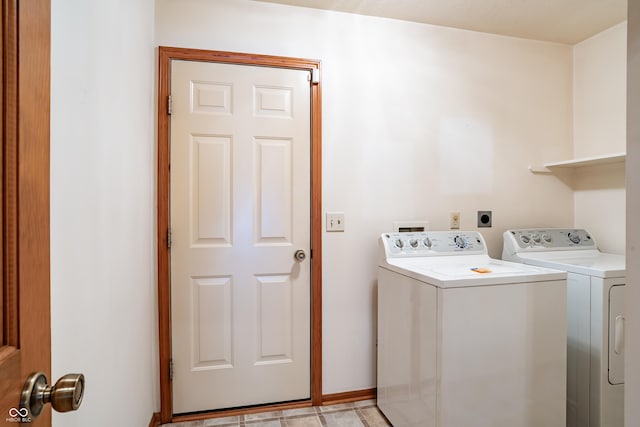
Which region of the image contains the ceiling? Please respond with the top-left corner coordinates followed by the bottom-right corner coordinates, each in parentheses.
top-left (252, 0), bottom-right (627, 44)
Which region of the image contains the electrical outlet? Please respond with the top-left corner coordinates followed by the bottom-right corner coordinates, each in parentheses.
top-left (326, 212), bottom-right (345, 232)
top-left (450, 212), bottom-right (460, 229)
top-left (477, 211), bottom-right (492, 228)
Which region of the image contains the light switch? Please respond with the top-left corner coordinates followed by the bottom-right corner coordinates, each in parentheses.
top-left (326, 212), bottom-right (345, 232)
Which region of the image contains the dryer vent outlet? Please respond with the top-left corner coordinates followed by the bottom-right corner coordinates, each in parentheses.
top-left (477, 211), bottom-right (492, 228)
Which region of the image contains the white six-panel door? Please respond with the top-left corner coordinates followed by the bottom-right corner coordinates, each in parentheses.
top-left (170, 60), bottom-right (311, 413)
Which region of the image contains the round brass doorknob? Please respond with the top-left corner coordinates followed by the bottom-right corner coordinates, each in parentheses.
top-left (20, 372), bottom-right (85, 419)
top-left (294, 249), bottom-right (306, 261)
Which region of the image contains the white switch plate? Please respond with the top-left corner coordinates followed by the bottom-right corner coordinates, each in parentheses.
top-left (326, 212), bottom-right (345, 232)
top-left (450, 211), bottom-right (460, 229)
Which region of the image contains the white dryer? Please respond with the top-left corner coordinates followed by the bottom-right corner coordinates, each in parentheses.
top-left (503, 228), bottom-right (625, 427)
top-left (378, 231), bottom-right (567, 427)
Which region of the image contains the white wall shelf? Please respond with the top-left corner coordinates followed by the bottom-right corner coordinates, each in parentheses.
top-left (528, 152), bottom-right (626, 173)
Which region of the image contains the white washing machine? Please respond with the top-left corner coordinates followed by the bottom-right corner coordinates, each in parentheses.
top-left (502, 228), bottom-right (625, 427)
top-left (377, 231), bottom-right (567, 427)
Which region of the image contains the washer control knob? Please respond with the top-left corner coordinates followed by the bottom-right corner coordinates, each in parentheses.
top-left (520, 235), bottom-right (531, 245)
top-left (542, 234), bottom-right (552, 243)
top-left (531, 234), bottom-right (541, 244)
top-left (395, 239), bottom-right (404, 249)
top-left (454, 235), bottom-right (467, 249)
top-left (423, 237), bottom-right (432, 248)
top-left (568, 232), bottom-right (581, 244)
top-left (409, 239), bottom-right (419, 248)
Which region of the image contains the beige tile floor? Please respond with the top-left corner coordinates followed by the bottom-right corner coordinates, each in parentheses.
top-left (161, 400), bottom-right (391, 427)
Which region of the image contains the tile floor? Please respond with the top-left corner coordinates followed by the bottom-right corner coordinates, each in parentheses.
top-left (161, 400), bottom-right (391, 427)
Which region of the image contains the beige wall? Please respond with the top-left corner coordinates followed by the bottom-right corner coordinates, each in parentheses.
top-left (156, 0), bottom-right (575, 394)
top-left (573, 22), bottom-right (627, 254)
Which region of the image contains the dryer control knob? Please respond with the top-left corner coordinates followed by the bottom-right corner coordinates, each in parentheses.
top-left (568, 232), bottom-right (581, 244)
top-left (395, 239), bottom-right (404, 249)
top-left (542, 234), bottom-right (552, 243)
top-left (520, 235), bottom-right (530, 245)
top-left (423, 237), bottom-right (432, 248)
top-left (409, 239), bottom-right (419, 248)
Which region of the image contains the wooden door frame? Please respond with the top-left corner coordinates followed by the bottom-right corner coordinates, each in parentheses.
top-left (156, 46), bottom-right (322, 423)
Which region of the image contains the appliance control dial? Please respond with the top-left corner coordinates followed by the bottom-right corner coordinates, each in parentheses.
top-left (520, 235), bottom-right (530, 245)
top-left (395, 239), bottom-right (404, 249)
top-left (454, 235), bottom-right (468, 249)
top-left (568, 232), bottom-right (581, 244)
top-left (531, 234), bottom-right (541, 244)
top-left (423, 237), bottom-right (432, 248)
top-left (409, 239), bottom-right (419, 248)
top-left (542, 234), bottom-right (552, 243)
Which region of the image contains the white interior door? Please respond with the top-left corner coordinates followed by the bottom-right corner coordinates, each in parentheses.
top-left (170, 60), bottom-right (311, 413)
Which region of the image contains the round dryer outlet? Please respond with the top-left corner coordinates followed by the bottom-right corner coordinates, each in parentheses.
top-left (477, 211), bottom-right (492, 228)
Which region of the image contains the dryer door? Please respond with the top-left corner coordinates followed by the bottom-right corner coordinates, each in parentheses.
top-left (608, 284), bottom-right (625, 385)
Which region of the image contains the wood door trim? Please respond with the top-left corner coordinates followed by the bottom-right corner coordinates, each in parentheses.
top-left (147, 412), bottom-right (161, 427)
top-left (157, 46), bottom-right (322, 423)
top-left (321, 388), bottom-right (377, 405)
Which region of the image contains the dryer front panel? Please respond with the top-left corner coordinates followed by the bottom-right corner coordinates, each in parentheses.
top-left (608, 284), bottom-right (625, 385)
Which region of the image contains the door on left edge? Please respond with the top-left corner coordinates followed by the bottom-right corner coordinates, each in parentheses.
top-left (0, 1), bottom-right (84, 425)
top-left (0, 0), bottom-right (52, 424)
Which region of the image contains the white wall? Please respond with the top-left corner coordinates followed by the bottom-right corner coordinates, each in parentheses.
top-left (626, 1), bottom-right (640, 425)
top-left (574, 22), bottom-right (627, 157)
top-left (50, 0), bottom-right (158, 425)
top-left (156, 0), bottom-right (575, 394)
top-left (573, 22), bottom-right (627, 254)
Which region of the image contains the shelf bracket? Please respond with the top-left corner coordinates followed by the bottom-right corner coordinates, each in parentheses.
top-left (528, 165), bottom-right (552, 174)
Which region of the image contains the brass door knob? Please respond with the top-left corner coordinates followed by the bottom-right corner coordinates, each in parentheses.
top-left (20, 372), bottom-right (85, 419)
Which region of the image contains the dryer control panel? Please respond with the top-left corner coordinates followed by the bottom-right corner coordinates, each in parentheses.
top-left (504, 228), bottom-right (596, 253)
top-left (380, 231), bottom-right (487, 258)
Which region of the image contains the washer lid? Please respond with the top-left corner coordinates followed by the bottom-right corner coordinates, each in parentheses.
top-left (383, 254), bottom-right (566, 288)
top-left (516, 251), bottom-right (625, 278)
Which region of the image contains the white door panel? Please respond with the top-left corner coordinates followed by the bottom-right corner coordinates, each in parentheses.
top-left (170, 60), bottom-right (311, 413)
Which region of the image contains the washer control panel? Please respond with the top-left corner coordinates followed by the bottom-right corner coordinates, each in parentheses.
top-left (381, 231), bottom-right (487, 258)
top-left (504, 228), bottom-right (596, 251)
